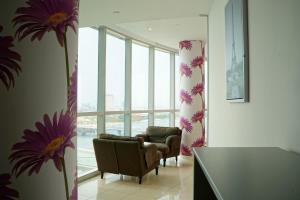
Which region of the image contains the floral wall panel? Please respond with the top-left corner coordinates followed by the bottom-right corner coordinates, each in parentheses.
top-left (179, 40), bottom-right (205, 156)
top-left (0, 0), bottom-right (78, 199)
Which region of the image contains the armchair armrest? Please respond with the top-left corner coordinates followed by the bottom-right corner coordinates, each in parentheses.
top-left (166, 135), bottom-right (181, 150)
top-left (136, 133), bottom-right (150, 142)
top-left (143, 143), bottom-right (158, 168)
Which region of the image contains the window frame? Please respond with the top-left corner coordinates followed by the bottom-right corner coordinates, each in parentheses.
top-left (77, 27), bottom-right (181, 179)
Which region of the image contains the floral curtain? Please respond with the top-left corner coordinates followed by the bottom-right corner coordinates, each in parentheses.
top-left (0, 0), bottom-right (78, 199)
top-left (179, 40), bottom-right (205, 156)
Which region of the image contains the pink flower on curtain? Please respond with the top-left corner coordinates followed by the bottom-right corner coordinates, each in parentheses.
top-left (191, 83), bottom-right (204, 96)
top-left (179, 63), bottom-right (192, 77)
top-left (9, 111), bottom-right (75, 177)
top-left (13, 0), bottom-right (78, 47)
top-left (68, 63), bottom-right (77, 115)
top-left (191, 137), bottom-right (205, 147)
top-left (191, 111), bottom-right (204, 123)
top-left (180, 144), bottom-right (192, 156)
top-left (179, 40), bottom-right (192, 50)
top-left (0, 26), bottom-right (21, 90)
top-left (191, 56), bottom-right (204, 68)
top-left (180, 90), bottom-right (192, 105)
top-left (180, 117), bottom-right (193, 133)
top-left (0, 173), bottom-right (19, 199)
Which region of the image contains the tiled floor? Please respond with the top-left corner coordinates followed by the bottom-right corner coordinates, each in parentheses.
top-left (79, 156), bottom-right (194, 200)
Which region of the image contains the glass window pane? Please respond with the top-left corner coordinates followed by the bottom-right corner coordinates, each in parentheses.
top-left (106, 114), bottom-right (124, 136)
top-left (175, 112), bottom-right (180, 127)
top-left (131, 113), bottom-right (148, 136)
top-left (106, 34), bottom-right (125, 111)
top-left (155, 50), bottom-right (170, 109)
top-left (78, 28), bottom-right (98, 112)
top-left (77, 116), bottom-right (97, 176)
top-left (154, 112), bottom-right (170, 127)
top-left (175, 55), bottom-right (180, 109)
top-left (132, 43), bottom-right (149, 110)
top-left (205, 59), bottom-right (208, 110)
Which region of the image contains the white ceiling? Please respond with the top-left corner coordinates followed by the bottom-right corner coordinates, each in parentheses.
top-left (79, 0), bottom-right (213, 49)
top-left (116, 17), bottom-right (207, 50)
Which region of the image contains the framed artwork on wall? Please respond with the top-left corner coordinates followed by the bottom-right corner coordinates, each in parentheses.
top-left (225, 0), bottom-right (249, 102)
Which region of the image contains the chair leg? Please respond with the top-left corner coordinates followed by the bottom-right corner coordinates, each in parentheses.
top-left (175, 156), bottom-right (178, 163)
top-left (100, 172), bottom-right (104, 179)
top-left (155, 167), bottom-right (159, 175)
top-left (139, 176), bottom-right (142, 184)
top-left (163, 158), bottom-right (166, 167)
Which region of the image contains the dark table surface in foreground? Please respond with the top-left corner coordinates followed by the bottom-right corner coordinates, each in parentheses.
top-left (193, 147), bottom-right (300, 200)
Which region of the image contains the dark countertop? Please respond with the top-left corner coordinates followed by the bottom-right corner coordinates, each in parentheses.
top-left (193, 147), bottom-right (300, 200)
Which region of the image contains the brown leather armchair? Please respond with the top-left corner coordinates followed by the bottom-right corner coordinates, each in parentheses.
top-left (93, 134), bottom-right (162, 184)
top-left (137, 126), bottom-right (182, 167)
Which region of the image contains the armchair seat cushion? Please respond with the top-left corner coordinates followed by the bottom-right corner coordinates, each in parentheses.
top-left (145, 142), bottom-right (169, 156)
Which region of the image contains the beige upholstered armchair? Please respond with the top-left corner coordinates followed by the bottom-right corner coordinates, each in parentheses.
top-left (93, 134), bottom-right (162, 184)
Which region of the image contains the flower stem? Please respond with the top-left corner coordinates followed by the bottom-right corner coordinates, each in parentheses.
top-left (61, 157), bottom-right (70, 200)
top-left (63, 31), bottom-right (70, 90)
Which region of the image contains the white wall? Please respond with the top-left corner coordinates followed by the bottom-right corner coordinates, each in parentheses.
top-left (208, 0), bottom-right (300, 153)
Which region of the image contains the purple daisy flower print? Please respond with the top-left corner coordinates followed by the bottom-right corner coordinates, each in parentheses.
top-left (180, 117), bottom-right (193, 133)
top-left (13, 0), bottom-right (78, 47)
top-left (0, 173), bottom-right (19, 200)
top-left (68, 63), bottom-right (77, 115)
top-left (191, 137), bottom-right (205, 147)
top-left (180, 63), bottom-right (192, 78)
top-left (180, 90), bottom-right (192, 105)
top-left (179, 40), bottom-right (192, 50)
top-left (191, 83), bottom-right (204, 96)
top-left (0, 26), bottom-right (21, 90)
top-left (191, 56), bottom-right (204, 68)
top-left (9, 111), bottom-right (75, 177)
top-left (191, 111), bottom-right (204, 123)
top-left (180, 144), bottom-right (192, 156)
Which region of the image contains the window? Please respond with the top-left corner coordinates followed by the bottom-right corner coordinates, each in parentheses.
top-left (175, 55), bottom-right (180, 109)
top-left (131, 113), bottom-right (149, 136)
top-left (155, 50), bottom-right (170, 110)
top-left (77, 27), bottom-right (99, 177)
top-left (106, 34), bottom-right (125, 111)
top-left (175, 112), bottom-right (180, 127)
top-left (77, 27), bottom-right (189, 178)
top-left (78, 28), bottom-right (98, 112)
top-left (154, 112), bottom-right (170, 127)
top-left (132, 43), bottom-right (149, 110)
top-left (106, 114), bottom-right (125, 136)
top-left (77, 116), bottom-right (97, 176)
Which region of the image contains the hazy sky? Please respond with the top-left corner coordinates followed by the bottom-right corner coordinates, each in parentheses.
top-left (78, 27), bottom-right (180, 113)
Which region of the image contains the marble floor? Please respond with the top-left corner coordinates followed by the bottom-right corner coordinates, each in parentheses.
top-left (79, 156), bottom-right (194, 200)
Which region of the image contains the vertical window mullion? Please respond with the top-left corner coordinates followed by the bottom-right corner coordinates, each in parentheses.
top-left (124, 39), bottom-right (132, 136)
top-left (97, 26), bottom-right (106, 135)
top-left (148, 47), bottom-right (155, 126)
top-left (170, 53), bottom-right (175, 127)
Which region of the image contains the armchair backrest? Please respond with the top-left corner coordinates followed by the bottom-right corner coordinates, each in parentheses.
top-left (146, 126), bottom-right (182, 143)
top-left (93, 138), bottom-right (119, 174)
top-left (115, 140), bottom-right (145, 176)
